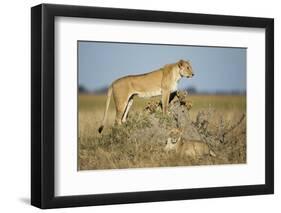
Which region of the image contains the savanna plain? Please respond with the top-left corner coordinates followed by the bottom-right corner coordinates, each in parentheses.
top-left (78, 93), bottom-right (246, 170)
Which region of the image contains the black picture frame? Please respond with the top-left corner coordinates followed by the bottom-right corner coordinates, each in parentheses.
top-left (31, 3), bottom-right (274, 209)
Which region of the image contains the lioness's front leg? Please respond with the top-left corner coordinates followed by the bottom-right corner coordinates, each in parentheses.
top-left (161, 90), bottom-right (170, 114)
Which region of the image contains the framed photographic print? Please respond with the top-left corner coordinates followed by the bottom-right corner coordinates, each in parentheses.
top-left (31, 3), bottom-right (274, 209)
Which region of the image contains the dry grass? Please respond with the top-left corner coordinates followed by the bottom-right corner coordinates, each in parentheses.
top-left (78, 92), bottom-right (246, 170)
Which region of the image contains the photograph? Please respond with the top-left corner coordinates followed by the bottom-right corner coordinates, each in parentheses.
top-left (30, 3), bottom-right (274, 209)
top-left (78, 41), bottom-right (247, 170)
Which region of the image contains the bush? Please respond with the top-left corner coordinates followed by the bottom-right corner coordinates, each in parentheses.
top-left (79, 91), bottom-right (246, 170)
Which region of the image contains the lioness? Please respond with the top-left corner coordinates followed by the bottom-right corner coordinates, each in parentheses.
top-left (165, 137), bottom-right (216, 158)
top-left (98, 60), bottom-right (194, 133)
top-left (165, 128), bottom-right (216, 157)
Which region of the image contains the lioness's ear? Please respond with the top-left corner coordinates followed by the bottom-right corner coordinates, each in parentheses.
top-left (178, 59), bottom-right (185, 68)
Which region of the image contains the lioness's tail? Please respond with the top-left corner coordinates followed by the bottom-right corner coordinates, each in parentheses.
top-left (98, 85), bottom-right (113, 133)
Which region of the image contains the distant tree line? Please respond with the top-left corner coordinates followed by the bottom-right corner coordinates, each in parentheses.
top-left (184, 87), bottom-right (246, 95)
top-left (79, 85), bottom-right (246, 95)
top-left (79, 85), bottom-right (88, 93)
top-left (79, 85), bottom-right (108, 94)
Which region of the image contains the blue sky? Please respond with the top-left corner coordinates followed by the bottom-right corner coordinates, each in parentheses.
top-left (78, 41), bottom-right (246, 93)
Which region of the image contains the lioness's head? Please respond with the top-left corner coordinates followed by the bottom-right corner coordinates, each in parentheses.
top-left (165, 128), bottom-right (182, 151)
top-left (178, 60), bottom-right (194, 78)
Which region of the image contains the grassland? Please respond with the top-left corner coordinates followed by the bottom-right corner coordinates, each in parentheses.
top-left (78, 93), bottom-right (246, 170)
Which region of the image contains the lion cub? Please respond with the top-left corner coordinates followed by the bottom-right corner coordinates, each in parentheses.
top-left (165, 129), bottom-right (216, 157)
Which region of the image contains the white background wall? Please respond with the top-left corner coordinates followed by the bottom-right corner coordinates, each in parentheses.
top-left (0, 0), bottom-right (279, 212)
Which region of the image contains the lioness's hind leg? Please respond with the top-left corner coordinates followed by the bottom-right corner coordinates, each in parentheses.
top-left (122, 98), bottom-right (134, 123)
top-left (115, 100), bottom-right (128, 125)
top-left (115, 106), bottom-right (126, 125)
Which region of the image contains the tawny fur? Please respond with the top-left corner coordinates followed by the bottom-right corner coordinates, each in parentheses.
top-left (98, 60), bottom-right (194, 133)
top-left (165, 128), bottom-right (216, 157)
